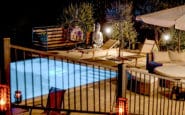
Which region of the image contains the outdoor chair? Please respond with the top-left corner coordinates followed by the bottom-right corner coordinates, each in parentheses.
top-left (80, 39), bottom-right (119, 58)
top-left (29, 87), bottom-right (66, 115)
top-left (100, 39), bottom-right (119, 50)
top-left (124, 39), bottom-right (157, 67)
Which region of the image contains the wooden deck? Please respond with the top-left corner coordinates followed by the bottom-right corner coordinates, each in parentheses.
top-left (12, 79), bottom-right (185, 115)
top-left (49, 48), bottom-right (147, 68)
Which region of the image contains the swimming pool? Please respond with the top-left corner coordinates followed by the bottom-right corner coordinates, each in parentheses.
top-left (10, 58), bottom-right (117, 102)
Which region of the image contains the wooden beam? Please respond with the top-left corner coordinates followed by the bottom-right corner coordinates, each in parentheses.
top-left (3, 38), bottom-right (10, 86)
top-left (3, 38), bottom-right (11, 115)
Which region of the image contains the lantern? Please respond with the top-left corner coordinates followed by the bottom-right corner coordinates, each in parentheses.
top-left (14, 90), bottom-right (22, 104)
top-left (0, 84), bottom-right (10, 111)
top-left (116, 98), bottom-right (128, 115)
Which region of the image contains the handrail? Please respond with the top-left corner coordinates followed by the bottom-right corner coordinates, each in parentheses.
top-left (10, 44), bottom-right (118, 71)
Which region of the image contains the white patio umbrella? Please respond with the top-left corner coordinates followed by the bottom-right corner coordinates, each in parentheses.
top-left (136, 5), bottom-right (185, 51)
top-left (136, 5), bottom-right (185, 30)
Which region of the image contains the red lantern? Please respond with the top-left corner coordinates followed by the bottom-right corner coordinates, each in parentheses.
top-left (0, 84), bottom-right (10, 111)
top-left (116, 98), bottom-right (128, 115)
top-left (14, 90), bottom-right (22, 104)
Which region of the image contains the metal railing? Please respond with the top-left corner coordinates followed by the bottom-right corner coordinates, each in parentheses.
top-left (4, 38), bottom-right (118, 114)
top-left (3, 38), bottom-right (185, 115)
top-left (123, 67), bottom-right (185, 115)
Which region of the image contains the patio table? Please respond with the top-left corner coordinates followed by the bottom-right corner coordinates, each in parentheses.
top-left (154, 65), bottom-right (185, 88)
top-left (154, 65), bottom-right (185, 79)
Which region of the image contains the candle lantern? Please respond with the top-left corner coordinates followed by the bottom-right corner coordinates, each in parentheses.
top-left (14, 90), bottom-right (22, 104)
top-left (116, 98), bottom-right (128, 115)
top-left (0, 84), bottom-right (10, 111)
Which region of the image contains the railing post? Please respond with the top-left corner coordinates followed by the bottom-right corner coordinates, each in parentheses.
top-left (117, 63), bottom-right (127, 98)
top-left (2, 38), bottom-right (11, 115)
top-left (122, 64), bottom-right (127, 98)
top-left (3, 38), bottom-right (11, 86)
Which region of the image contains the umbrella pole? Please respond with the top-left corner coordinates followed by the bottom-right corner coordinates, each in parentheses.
top-left (178, 35), bottom-right (180, 52)
top-left (118, 39), bottom-right (122, 57)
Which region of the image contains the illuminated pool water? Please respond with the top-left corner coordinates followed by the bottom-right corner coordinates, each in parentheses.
top-left (11, 58), bottom-right (117, 102)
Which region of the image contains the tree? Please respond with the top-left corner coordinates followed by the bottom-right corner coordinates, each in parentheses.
top-left (134, 0), bottom-right (185, 50)
top-left (91, 0), bottom-right (107, 24)
top-left (168, 28), bottom-right (185, 51)
top-left (57, 2), bottom-right (94, 32)
top-left (111, 2), bottom-right (137, 49)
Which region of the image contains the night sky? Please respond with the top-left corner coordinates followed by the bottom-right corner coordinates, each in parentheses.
top-left (0, 1), bottom-right (65, 44)
top-left (0, 0), bottom-right (99, 45)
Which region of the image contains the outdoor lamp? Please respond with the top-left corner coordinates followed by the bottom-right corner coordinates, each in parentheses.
top-left (163, 34), bottom-right (170, 41)
top-left (116, 97), bottom-right (128, 115)
top-left (162, 33), bottom-right (171, 50)
top-left (105, 26), bottom-right (112, 35)
top-left (103, 23), bottom-right (112, 37)
top-left (14, 90), bottom-right (22, 104)
top-left (0, 84), bottom-right (10, 111)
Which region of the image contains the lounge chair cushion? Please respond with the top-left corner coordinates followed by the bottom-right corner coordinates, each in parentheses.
top-left (168, 51), bottom-right (183, 62)
top-left (179, 52), bottom-right (185, 62)
top-left (153, 51), bottom-right (171, 63)
top-left (140, 39), bottom-right (156, 53)
top-left (101, 39), bottom-right (118, 49)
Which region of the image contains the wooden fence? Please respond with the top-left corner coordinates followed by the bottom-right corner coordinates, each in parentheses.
top-left (32, 26), bottom-right (84, 50)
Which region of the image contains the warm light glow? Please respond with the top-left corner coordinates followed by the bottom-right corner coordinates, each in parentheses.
top-left (15, 92), bottom-right (21, 98)
top-left (118, 107), bottom-right (123, 114)
top-left (103, 23), bottom-right (112, 36)
top-left (105, 27), bottom-right (112, 34)
top-left (116, 98), bottom-right (128, 115)
top-left (0, 99), bottom-right (6, 105)
top-left (163, 33), bottom-right (170, 41)
top-left (14, 90), bottom-right (22, 104)
top-left (0, 84), bottom-right (10, 111)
